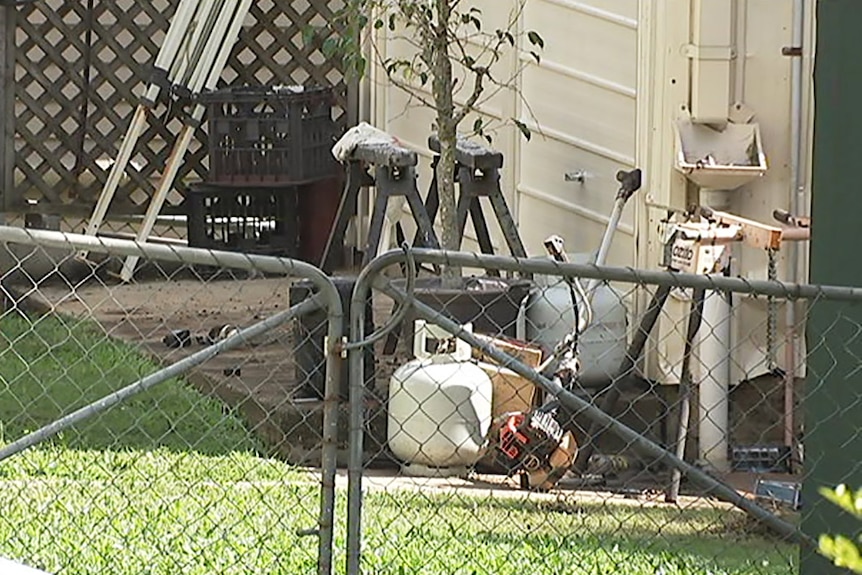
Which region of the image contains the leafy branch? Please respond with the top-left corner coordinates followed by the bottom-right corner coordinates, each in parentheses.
top-left (819, 484), bottom-right (862, 574)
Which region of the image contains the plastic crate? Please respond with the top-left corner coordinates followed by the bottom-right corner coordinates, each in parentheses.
top-left (202, 85), bottom-right (339, 185)
top-left (185, 182), bottom-right (299, 257)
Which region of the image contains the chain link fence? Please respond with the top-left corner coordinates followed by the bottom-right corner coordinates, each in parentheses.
top-left (1, 230), bottom-right (860, 574)
top-left (0, 226), bottom-right (344, 575)
top-left (345, 248), bottom-right (862, 575)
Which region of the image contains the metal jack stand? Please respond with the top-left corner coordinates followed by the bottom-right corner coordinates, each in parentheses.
top-left (319, 141), bottom-right (440, 273)
top-left (79, 0), bottom-right (253, 281)
top-left (415, 135), bottom-right (528, 274)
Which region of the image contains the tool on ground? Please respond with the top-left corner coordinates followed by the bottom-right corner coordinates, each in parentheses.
top-left (78, 0), bottom-right (253, 282)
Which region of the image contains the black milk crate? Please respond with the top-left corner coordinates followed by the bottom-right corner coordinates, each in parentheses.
top-left (731, 445), bottom-right (792, 474)
top-left (202, 85), bottom-right (339, 185)
top-left (186, 182), bottom-right (299, 257)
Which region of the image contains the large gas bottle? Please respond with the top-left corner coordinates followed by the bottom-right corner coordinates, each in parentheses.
top-left (517, 255), bottom-right (628, 388)
top-left (387, 321), bottom-right (493, 476)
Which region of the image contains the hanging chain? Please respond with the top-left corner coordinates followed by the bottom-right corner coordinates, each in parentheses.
top-left (766, 247), bottom-right (779, 371)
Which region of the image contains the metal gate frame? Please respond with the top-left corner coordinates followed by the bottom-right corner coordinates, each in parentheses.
top-left (0, 225), bottom-right (344, 575)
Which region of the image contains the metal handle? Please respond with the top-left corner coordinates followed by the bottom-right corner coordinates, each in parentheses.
top-left (615, 168), bottom-right (642, 200)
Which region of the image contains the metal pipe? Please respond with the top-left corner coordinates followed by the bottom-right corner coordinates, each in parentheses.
top-left (0, 226), bottom-right (344, 575)
top-left (377, 276), bottom-right (812, 547)
top-left (357, 248), bottom-right (862, 302)
top-left (0, 295), bottom-right (323, 463)
top-left (667, 287), bottom-right (706, 502)
top-left (586, 194), bottom-right (627, 296)
top-left (319, 300), bottom-right (343, 575)
top-left (698, 285), bottom-right (731, 472)
top-left (1, 226), bottom-right (325, 280)
top-left (784, 0), bottom-right (807, 460)
top-left (347, 274), bottom-right (369, 575)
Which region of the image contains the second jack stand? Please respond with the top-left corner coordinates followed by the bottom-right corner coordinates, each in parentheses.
top-left (414, 135), bottom-right (528, 271)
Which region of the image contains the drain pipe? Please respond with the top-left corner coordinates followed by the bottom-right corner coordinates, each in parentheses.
top-left (784, 0), bottom-right (806, 461)
top-left (699, 279), bottom-right (732, 472)
top-left (698, 191), bottom-right (733, 473)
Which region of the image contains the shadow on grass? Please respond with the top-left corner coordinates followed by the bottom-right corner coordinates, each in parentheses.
top-left (0, 312), bottom-right (263, 457)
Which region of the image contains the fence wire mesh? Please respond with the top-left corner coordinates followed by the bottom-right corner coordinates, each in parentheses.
top-left (346, 249), bottom-right (862, 575)
top-left (2, 231), bottom-right (860, 575)
top-left (0, 227), bottom-right (342, 575)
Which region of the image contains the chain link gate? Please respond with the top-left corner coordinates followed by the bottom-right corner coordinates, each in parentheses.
top-left (345, 247), bottom-right (862, 575)
top-left (0, 226), bottom-right (343, 574)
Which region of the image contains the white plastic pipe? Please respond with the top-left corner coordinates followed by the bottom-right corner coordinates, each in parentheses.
top-left (698, 285), bottom-right (731, 472)
top-left (783, 0), bottom-right (806, 457)
top-left (146, 0), bottom-right (202, 102)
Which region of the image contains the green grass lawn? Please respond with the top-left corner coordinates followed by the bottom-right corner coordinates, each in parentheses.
top-left (0, 312), bottom-right (798, 574)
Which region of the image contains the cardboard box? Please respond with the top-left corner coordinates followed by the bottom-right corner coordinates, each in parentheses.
top-left (479, 363), bottom-right (537, 420)
top-left (470, 334), bottom-right (542, 419)
top-left (471, 333), bottom-right (543, 369)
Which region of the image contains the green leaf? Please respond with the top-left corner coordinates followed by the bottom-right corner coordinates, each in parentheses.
top-left (495, 29), bottom-right (515, 46)
top-left (374, 18), bottom-right (384, 29)
top-left (820, 534), bottom-right (862, 573)
top-left (321, 37), bottom-right (339, 58)
top-left (820, 485), bottom-right (862, 519)
top-left (530, 51), bottom-right (541, 64)
top-left (513, 119), bottom-right (531, 141)
top-left (527, 30), bottom-right (545, 49)
top-left (472, 117), bottom-right (484, 134)
top-left (300, 25), bottom-right (317, 46)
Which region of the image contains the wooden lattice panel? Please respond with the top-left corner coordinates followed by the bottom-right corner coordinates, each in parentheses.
top-left (9, 0), bottom-right (349, 215)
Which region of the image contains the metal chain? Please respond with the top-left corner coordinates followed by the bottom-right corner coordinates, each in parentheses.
top-left (766, 247), bottom-right (779, 371)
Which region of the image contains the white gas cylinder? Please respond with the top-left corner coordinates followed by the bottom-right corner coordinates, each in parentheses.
top-left (387, 321), bottom-right (493, 476)
top-left (517, 254), bottom-right (628, 388)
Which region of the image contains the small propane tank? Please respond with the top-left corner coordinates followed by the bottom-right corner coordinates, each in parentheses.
top-left (387, 321), bottom-right (493, 476)
top-left (517, 254), bottom-right (628, 388)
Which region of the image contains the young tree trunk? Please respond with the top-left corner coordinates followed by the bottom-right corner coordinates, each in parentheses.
top-left (432, 0), bottom-right (461, 283)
